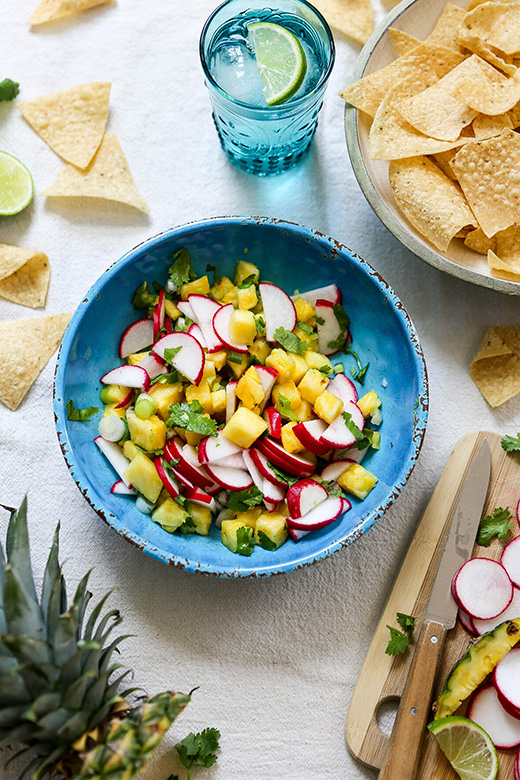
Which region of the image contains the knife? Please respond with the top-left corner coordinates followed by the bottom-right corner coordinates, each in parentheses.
top-left (378, 438), bottom-right (492, 780)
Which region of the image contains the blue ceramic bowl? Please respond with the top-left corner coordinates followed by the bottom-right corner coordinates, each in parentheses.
top-left (54, 217), bottom-right (428, 577)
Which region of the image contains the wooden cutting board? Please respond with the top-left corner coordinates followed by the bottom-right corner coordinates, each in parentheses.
top-left (345, 431), bottom-right (520, 778)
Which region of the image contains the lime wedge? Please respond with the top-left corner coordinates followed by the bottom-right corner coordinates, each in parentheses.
top-left (428, 716), bottom-right (498, 780)
top-left (248, 22), bottom-right (307, 106)
top-left (0, 151), bottom-right (34, 216)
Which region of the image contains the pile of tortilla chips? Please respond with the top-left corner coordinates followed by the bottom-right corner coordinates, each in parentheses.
top-left (341, 0), bottom-right (520, 279)
top-left (470, 326), bottom-right (520, 406)
top-left (18, 82), bottom-right (149, 212)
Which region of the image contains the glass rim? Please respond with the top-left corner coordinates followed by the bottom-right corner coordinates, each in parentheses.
top-left (199, 0), bottom-right (336, 112)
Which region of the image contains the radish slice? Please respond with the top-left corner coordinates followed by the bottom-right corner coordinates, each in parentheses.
top-left (474, 586), bottom-right (520, 635)
top-left (204, 452), bottom-right (245, 469)
top-left (154, 456), bottom-right (181, 500)
top-left (198, 431), bottom-right (243, 464)
top-left (94, 436), bottom-right (132, 487)
top-left (137, 352), bottom-right (168, 380)
top-left (153, 332), bottom-right (205, 386)
top-left (287, 479), bottom-right (328, 519)
top-left (177, 300), bottom-right (196, 321)
top-left (101, 364), bottom-right (150, 391)
top-left (502, 535), bottom-right (520, 588)
top-left (119, 318), bottom-right (154, 359)
top-left (263, 499), bottom-right (278, 513)
top-left (242, 449), bottom-right (266, 494)
top-left (494, 647), bottom-right (520, 719)
top-left (226, 381), bottom-right (237, 423)
top-left (259, 282), bottom-right (297, 342)
top-left (315, 299), bottom-right (348, 356)
top-left (293, 419), bottom-right (329, 456)
top-left (286, 496), bottom-right (346, 531)
top-left (320, 459), bottom-right (356, 483)
top-left (188, 323), bottom-right (208, 350)
top-left (458, 608), bottom-right (477, 635)
top-left (332, 445), bottom-right (367, 464)
top-left (328, 373), bottom-right (358, 404)
top-left (111, 480), bottom-right (136, 496)
top-left (255, 436), bottom-right (316, 477)
top-left (288, 526), bottom-right (310, 542)
top-left (114, 388), bottom-right (133, 409)
top-left (164, 438), bottom-right (214, 490)
top-left (320, 399), bottom-right (364, 449)
top-left (451, 557), bottom-right (513, 620)
top-left (292, 284), bottom-right (342, 308)
top-left (250, 447), bottom-right (287, 488)
top-left (212, 304), bottom-right (248, 353)
top-left (188, 294), bottom-right (223, 353)
top-left (254, 366), bottom-right (277, 411)
top-left (262, 477), bottom-right (286, 504)
top-left (184, 486), bottom-right (216, 511)
top-left (263, 406), bottom-right (282, 439)
top-left (153, 289), bottom-right (165, 341)
top-left (468, 684), bottom-right (520, 749)
top-left (202, 463), bottom-right (253, 491)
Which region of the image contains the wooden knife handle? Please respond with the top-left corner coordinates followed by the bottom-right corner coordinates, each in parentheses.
top-left (378, 620), bottom-right (447, 780)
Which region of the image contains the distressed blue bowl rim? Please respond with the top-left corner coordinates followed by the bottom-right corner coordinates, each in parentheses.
top-left (54, 216), bottom-right (428, 578)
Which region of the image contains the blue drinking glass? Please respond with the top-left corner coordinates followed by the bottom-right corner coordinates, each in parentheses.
top-left (200, 0), bottom-right (335, 176)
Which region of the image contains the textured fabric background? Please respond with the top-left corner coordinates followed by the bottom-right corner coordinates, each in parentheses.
top-left (1, 1), bottom-right (520, 778)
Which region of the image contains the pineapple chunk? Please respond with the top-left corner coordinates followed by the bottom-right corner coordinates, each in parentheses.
top-left (102, 384), bottom-right (132, 404)
top-left (127, 410), bottom-right (166, 452)
top-left (255, 511), bottom-right (288, 550)
top-left (229, 309), bottom-right (256, 346)
top-left (236, 507), bottom-right (263, 528)
top-left (314, 390), bottom-right (344, 424)
top-left (237, 284), bottom-right (258, 311)
top-left (298, 369), bottom-right (329, 404)
top-left (206, 350), bottom-right (227, 371)
top-left (180, 276), bottom-right (210, 300)
top-left (234, 260), bottom-right (259, 286)
top-left (147, 382), bottom-right (184, 420)
top-left (186, 504), bottom-right (212, 536)
top-left (202, 360), bottom-right (217, 382)
top-left (249, 338), bottom-right (271, 364)
top-left (186, 380), bottom-right (212, 412)
top-left (338, 464), bottom-right (378, 500)
top-left (185, 430), bottom-right (205, 447)
top-left (126, 352), bottom-right (148, 366)
top-left (289, 354), bottom-right (308, 385)
top-left (223, 407), bottom-right (268, 448)
top-left (358, 391), bottom-right (381, 418)
top-left (265, 348), bottom-right (295, 383)
top-left (293, 399), bottom-right (314, 422)
top-left (305, 351), bottom-right (333, 373)
top-left (164, 299), bottom-right (181, 320)
top-left (236, 367), bottom-right (265, 410)
top-left (123, 440), bottom-right (145, 461)
top-left (227, 353), bottom-right (248, 378)
top-left (211, 389), bottom-right (227, 415)
top-left (151, 497), bottom-right (187, 532)
top-left (272, 380), bottom-right (301, 411)
top-left (221, 520), bottom-right (254, 555)
top-left (212, 275), bottom-right (236, 303)
top-left (281, 422), bottom-right (305, 454)
top-left (294, 297), bottom-right (314, 322)
top-left (124, 453), bottom-right (163, 503)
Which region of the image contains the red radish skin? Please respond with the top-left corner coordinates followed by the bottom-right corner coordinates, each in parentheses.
top-left (320, 459), bottom-right (356, 483)
top-left (328, 373), bottom-right (358, 404)
top-left (164, 317), bottom-right (173, 334)
top-left (293, 419), bottom-right (330, 456)
top-left (114, 388), bottom-right (134, 409)
top-left (292, 284), bottom-right (341, 308)
top-left (264, 407), bottom-right (282, 439)
top-left (451, 557), bottom-right (514, 620)
top-left (262, 477), bottom-right (286, 504)
top-left (153, 289), bottom-right (165, 341)
top-left (320, 399), bottom-right (364, 449)
top-left (184, 486), bottom-right (216, 511)
top-left (154, 456), bottom-right (181, 500)
top-left (286, 496), bottom-right (346, 531)
top-left (286, 479), bottom-right (328, 519)
top-left (202, 462), bottom-right (253, 491)
top-left (198, 431), bottom-right (243, 464)
top-left (152, 332), bottom-right (204, 386)
top-left (315, 299), bottom-right (348, 356)
top-left (288, 525), bottom-right (310, 542)
top-left (212, 304), bottom-right (248, 353)
top-left (494, 647), bottom-right (520, 719)
top-left (118, 318), bottom-right (154, 359)
top-left (502, 535), bottom-right (520, 588)
top-left (110, 480), bottom-right (136, 496)
top-left (468, 683), bottom-right (520, 749)
top-left (258, 282), bottom-right (297, 342)
top-left (458, 608), bottom-right (477, 635)
top-left (263, 499), bottom-right (278, 513)
top-left (473, 586), bottom-right (520, 635)
top-left (101, 364), bottom-right (150, 391)
top-left (164, 439), bottom-right (214, 491)
top-left (187, 294), bottom-right (223, 353)
top-left (255, 436), bottom-right (316, 477)
top-left (250, 447), bottom-right (288, 489)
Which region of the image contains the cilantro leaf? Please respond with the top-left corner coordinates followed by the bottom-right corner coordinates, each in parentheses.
top-left (327, 304), bottom-right (350, 352)
top-left (132, 281), bottom-right (158, 310)
top-left (150, 370), bottom-right (179, 386)
top-left (321, 481), bottom-right (345, 498)
top-left (236, 526), bottom-right (255, 556)
top-left (477, 507), bottom-right (513, 547)
top-left (257, 530), bottom-right (277, 551)
top-left (397, 613), bottom-right (415, 634)
top-left (275, 393), bottom-right (297, 422)
top-left (66, 400), bottom-right (98, 422)
top-left (238, 273), bottom-right (256, 289)
top-left (175, 728), bottom-right (221, 774)
top-left (342, 411), bottom-right (365, 442)
top-left (168, 248), bottom-right (196, 289)
top-left (266, 461), bottom-right (299, 486)
top-left (385, 626), bottom-right (412, 657)
top-left (226, 486), bottom-right (264, 513)
top-left (0, 79), bottom-right (19, 102)
top-left (296, 319), bottom-right (312, 335)
top-left (255, 315), bottom-right (266, 336)
top-left (274, 326), bottom-right (308, 355)
top-left (501, 432), bottom-right (520, 452)
top-left (166, 402), bottom-right (218, 436)
top-left (345, 348), bottom-right (369, 385)
top-left (163, 345), bottom-right (183, 366)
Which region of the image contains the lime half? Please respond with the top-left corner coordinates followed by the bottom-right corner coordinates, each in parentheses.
top-left (0, 151), bottom-right (33, 216)
top-left (248, 22), bottom-right (307, 106)
top-left (428, 716), bottom-right (498, 780)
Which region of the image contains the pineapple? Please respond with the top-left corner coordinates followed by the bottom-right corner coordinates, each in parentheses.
top-left (314, 391), bottom-right (343, 424)
top-left (0, 498), bottom-right (190, 779)
top-left (222, 407), bottom-right (267, 448)
top-left (338, 463), bottom-right (378, 500)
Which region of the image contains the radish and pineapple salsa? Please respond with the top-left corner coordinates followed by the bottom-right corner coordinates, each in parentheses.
top-left (94, 250), bottom-right (382, 556)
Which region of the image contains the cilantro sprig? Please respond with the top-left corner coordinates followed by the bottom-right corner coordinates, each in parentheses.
top-left (274, 326), bottom-right (308, 355)
top-left (477, 507), bottom-right (513, 547)
top-left (66, 400), bottom-right (98, 422)
top-left (132, 281), bottom-right (158, 310)
top-left (345, 348), bottom-right (369, 385)
top-left (0, 79), bottom-right (19, 102)
top-left (327, 304), bottom-right (350, 352)
top-left (502, 432), bottom-right (520, 452)
top-left (226, 485), bottom-right (264, 512)
top-left (173, 727), bottom-right (221, 780)
top-left (166, 401), bottom-right (218, 437)
top-left (168, 248), bottom-right (196, 289)
top-left (275, 393), bottom-right (297, 422)
top-left (385, 613), bottom-right (415, 656)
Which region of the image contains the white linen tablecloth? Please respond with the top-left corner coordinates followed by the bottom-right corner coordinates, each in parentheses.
top-left (1, 1), bottom-right (520, 778)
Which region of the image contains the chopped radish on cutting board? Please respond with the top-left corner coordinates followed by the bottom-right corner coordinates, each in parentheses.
top-left (451, 557), bottom-right (513, 620)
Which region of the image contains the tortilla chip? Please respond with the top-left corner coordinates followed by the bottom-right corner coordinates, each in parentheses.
top-left (396, 57), bottom-right (484, 142)
top-left (0, 245), bottom-right (40, 282)
top-left (368, 74), bottom-right (467, 160)
top-left (472, 112), bottom-right (514, 140)
top-left (0, 313), bottom-right (70, 410)
top-left (488, 248), bottom-right (520, 277)
top-left (0, 252), bottom-right (50, 308)
top-left (451, 130), bottom-right (520, 238)
top-left (28, 0), bottom-right (113, 25)
top-left (41, 132), bottom-right (149, 213)
top-left (459, 2), bottom-right (520, 57)
top-left (507, 100), bottom-right (520, 129)
top-left (464, 227), bottom-right (497, 254)
top-left (312, 0), bottom-right (374, 45)
top-left (457, 34), bottom-right (516, 76)
top-left (430, 149), bottom-right (458, 179)
top-left (340, 42), bottom-right (465, 117)
top-left (389, 156), bottom-right (477, 251)
top-left (426, 3), bottom-right (466, 53)
top-left (470, 326), bottom-right (520, 407)
top-left (18, 82), bottom-right (110, 169)
top-left (451, 68), bottom-right (520, 116)
top-left (388, 28), bottom-right (421, 56)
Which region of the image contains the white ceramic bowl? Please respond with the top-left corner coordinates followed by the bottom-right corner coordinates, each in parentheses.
top-left (344, 0), bottom-right (520, 296)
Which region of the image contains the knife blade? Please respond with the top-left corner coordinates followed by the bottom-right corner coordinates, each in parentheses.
top-left (378, 438), bottom-right (492, 780)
